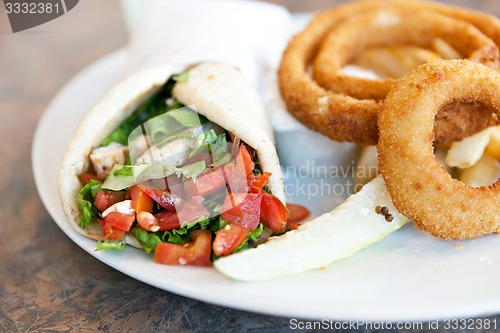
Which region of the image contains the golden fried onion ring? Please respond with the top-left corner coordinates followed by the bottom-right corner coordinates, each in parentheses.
top-left (314, 9), bottom-right (499, 101)
top-left (278, 0), bottom-right (500, 145)
top-left (378, 60), bottom-right (500, 240)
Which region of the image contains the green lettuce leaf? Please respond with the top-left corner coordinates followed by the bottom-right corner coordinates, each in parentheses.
top-left (101, 76), bottom-right (182, 146)
top-left (189, 130), bottom-right (230, 167)
top-left (233, 223), bottom-right (264, 254)
top-left (176, 160), bottom-right (206, 180)
top-left (97, 240), bottom-right (126, 251)
top-left (78, 179), bottom-right (102, 228)
top-left (131, 227), bottom-right (162, 253)
top-left (172, 72), bottom-right (189, 83)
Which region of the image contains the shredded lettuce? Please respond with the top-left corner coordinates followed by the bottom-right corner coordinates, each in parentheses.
top-left (102, 161), bottom-right (207, 191)
top-left (77, 179), bottom-right (102, 228)
top-left (176, 160), bottom-right (206, 180)
top-left (97, 240), bottom-right (126, 251)
top-left (159, 216), bottom-right (213, 245)
top-left (140, 108), bottom-right (206, 147)
top-left (131, 227), bottom-right (162, 253)
top-left (172, 72), bottom-right (189, 83)
top-left (233, 223), bottom-right (264, 254)
top-left (113, 165), bottom-right (134, 177)
top-left (189, 130), bottom-right (230, 167)
top-left (101, 77), bottom-right (181, 146)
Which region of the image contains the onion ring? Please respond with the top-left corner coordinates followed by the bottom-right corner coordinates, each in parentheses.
top-left (278, 0), bottom-right (500, 145)
top-left (377, 59), bottom-right (500, 240)
top-left (313, 8), bottom-right (499, 101)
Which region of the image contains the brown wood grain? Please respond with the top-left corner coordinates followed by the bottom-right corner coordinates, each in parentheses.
top-left (1, 0), bottom-right (499, 332)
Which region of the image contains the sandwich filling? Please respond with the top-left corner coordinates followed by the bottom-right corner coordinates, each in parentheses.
top-left (76, 75), bottom-right (289, 266)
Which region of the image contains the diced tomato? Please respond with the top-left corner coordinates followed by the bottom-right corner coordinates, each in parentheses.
top-left (100, 213), bottom-right (131, 241)
top-left (287, 203), bottom-right (311, 223)
top-left (260, 193), bottom-right (289, 233)
top-left (102, 225), bottom-right (126, 241)
top-left (230, 136), bottom-right (240, 156)
top-left (154, 242), bottom-right (190, 265)
top-left (177, 199), bottom-right (210, 225)
top-left (165, 174), bottom-right (186, 198)
top-left (154, 210), bottom-right (181, 231)
top-left (79, 173), bottom-right (101, 184)
top-left (94, 191), bottom-right (126, 212)
top-left (138, 183), bottom-right (183, 212)
top-left (154, 230), bottom-right (212, 266)
top-left (130, 185), bottom-right (154, 213)
top-left (137, 211), bottom-right (160, 232)
top-left (236, 144), bottom-right (255, 185)
top-left (225, 164), bottom-right (248, 194)
top-left (213, 223), bottom-right (249, 256)
top-left (221, 192), bottom-right (263, 230)
top-left (103, 211), bottom-right (136, 232)
top-left (184, 166), bottom-right (229, 197)
top-left (188, 230), bottom-right (212, 266)
top-left (250, 172), bottom-right (272, 193)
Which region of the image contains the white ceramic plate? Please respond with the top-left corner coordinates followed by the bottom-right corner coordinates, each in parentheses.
top-left (33, 49), bottom-right (500, 323)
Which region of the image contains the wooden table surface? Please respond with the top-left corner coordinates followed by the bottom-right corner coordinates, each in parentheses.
top-left (1, 0), bottom-right (499, 332)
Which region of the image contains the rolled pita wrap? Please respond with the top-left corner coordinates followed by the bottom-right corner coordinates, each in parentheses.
top-left (58, 62), bottom-right (286, 257)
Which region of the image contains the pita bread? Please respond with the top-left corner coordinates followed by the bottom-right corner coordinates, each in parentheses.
top-left (58, 62), bottom-right (285, 245)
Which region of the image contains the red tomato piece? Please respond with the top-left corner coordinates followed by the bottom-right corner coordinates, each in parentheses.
top-left (79, 173), bottom-right (101, 184)
top-left (176, 199), bottom-right (210, 226)
top-left (188, 230), bottom-right (212, 266)
top-left (287, 203), bottom-right (311, 223)
top-left (154, 230), bottom-right (212, 266)
top-left (165, 174), bottom-right (186, 198)
top-left (225, 164), bottom-right (248, 194)
top-left (250, 172), bottom-right (272, 193)
top-left (236, 144), bottom-right (255, 185)
top-left (94, 191), bottom-right (126, 212)
top-left (103, 211), bottom-right (136, 232)
top-left (100, 213), bottom-right (129, 240)
top-left (184, 166), bottom-right (229, 197)
top-left (260, 193), bottom-right (289, 233)
top-left (154, 242), bottom-right (190, 265)
top-left (102, 225), bottom-right (126, 241)
top-left (130, 185), bottom-right (154, 213)
top-left (138, 183), bottom-right (183, 212)
top-left (221, 192), bottom-right (263, 230)
top-left (213, 223), bottom-right (249, 256)
top-left (154, 210), bottom-right (181, 231)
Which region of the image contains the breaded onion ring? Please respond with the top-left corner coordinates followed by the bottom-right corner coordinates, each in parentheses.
top-left (278, 0), bottom-right (500, 145)
top-left (314, 9), bottom-right (499, 101)
top-left (378, 60), bottom-right (500, 240)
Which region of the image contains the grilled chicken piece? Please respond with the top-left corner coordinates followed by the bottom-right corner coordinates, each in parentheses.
top-left (90, 142), bottom-right (129, 179)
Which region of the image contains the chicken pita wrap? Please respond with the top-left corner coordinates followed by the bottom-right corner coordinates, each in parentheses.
top-left (58, 62), bottom-right (288, 266)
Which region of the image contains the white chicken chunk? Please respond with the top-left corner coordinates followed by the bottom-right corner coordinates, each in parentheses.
top-left (137, 137), bottom-right (193, 167)
top-left (89, 142), bottom-right (129, 179)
